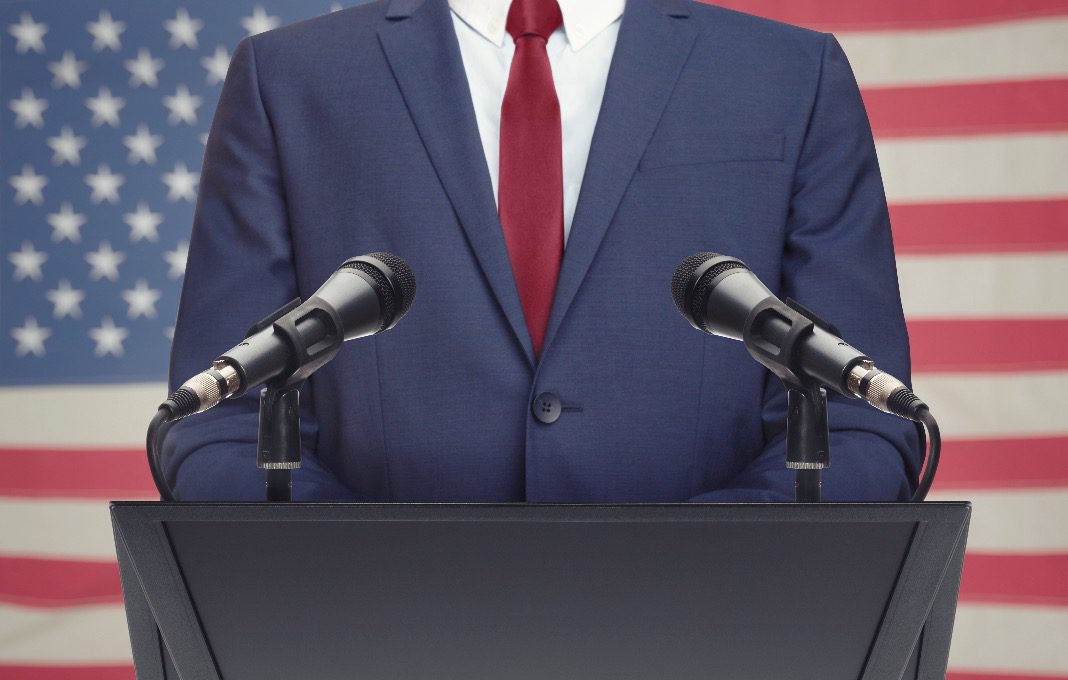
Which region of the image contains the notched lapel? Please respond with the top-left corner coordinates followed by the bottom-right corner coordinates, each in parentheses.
top-left (378, 0), bottom-right (536, 367)
top-left (541, 0), bottom-right (699, 357)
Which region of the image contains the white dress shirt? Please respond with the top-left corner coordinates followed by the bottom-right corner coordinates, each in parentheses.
top-left (448, 0), bottom-right (625, 245)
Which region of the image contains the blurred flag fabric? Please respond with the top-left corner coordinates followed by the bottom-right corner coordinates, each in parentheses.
top-left (1, 0), bottom-right (1066, 677)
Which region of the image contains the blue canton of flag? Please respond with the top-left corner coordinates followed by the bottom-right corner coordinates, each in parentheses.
top-left (1, 0), bottom-right (371, 385)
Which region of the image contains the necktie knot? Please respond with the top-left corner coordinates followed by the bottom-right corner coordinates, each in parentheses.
top-left (506, 0), bottom-right (563, 42)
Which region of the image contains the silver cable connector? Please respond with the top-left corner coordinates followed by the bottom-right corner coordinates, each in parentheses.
top-left (175, 361), bottom-right (241, 416)
top-left (213, 359), bottom-right (241, 396)
top-left (847, 359), bottom-right (909, 415)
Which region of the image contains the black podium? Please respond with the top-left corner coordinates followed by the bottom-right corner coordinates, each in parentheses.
top-left (111, 502), bottom-right (969, 680)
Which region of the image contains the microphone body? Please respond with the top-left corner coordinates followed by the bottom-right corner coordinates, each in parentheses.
top-left (169, 253), bottom-right (416, 420)
top-left (672, 253), bottom-right (925, 419)
top-left (217, 266), bottom-right (383, 397)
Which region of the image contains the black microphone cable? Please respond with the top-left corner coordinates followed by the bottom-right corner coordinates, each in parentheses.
top-left (147, 402), bottom-right (179, 502)
top-left (911, 408), bottom-right (940, 503)
top-left (869, 367), bottom-right (940, 502)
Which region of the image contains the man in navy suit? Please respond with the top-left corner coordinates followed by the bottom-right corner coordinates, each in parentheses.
top-left (166, 0), bottom-right (920, 502)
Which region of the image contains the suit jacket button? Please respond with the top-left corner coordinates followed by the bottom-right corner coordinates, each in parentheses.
top-left (532, 392), bottom-right (562, 424)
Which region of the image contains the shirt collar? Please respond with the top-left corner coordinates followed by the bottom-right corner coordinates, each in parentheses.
top-left (449, 0), bottom-right (625, 51)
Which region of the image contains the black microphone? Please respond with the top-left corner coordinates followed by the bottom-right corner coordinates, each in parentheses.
top-left (165, 252), bottom-right (416, 420)
top-left (671, 252), bottom-right (926, 420)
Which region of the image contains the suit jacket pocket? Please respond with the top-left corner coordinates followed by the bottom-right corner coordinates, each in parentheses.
top-left (638, 130), bottom-right (785, 171)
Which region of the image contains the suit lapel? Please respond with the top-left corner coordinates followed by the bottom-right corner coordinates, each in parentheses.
top-left (541, 0), bottom-right (698, 356)
top-left (378, 0), bottom-right (537, 367)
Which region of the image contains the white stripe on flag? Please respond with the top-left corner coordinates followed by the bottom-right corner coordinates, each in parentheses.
top-left (950, 602), bottom-right (1068, 675)
top-left (3, 488), bottom-right (1066, 565)
top-left (0, 499), bottom-right (115, 560)
top-left (0, 602), bottom-right (131, 664)
top-left (0, 383), bottom-right (166, 447)
top-left (2, 600), bottom-right (1066, 672)
top-left (926, 488), bottom-right (1068, 553)
top-left (876, 133), bottom-right (1068, 204)
top-left (910, 371), bottom-right (1068, 439)
top-left (897, 253), bottom-right (1068, 319)
top-left (838, 17), bottom-right (1068, 88)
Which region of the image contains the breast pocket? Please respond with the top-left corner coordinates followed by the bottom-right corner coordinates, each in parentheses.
top-left (638, 130), bottom-right (786, 171)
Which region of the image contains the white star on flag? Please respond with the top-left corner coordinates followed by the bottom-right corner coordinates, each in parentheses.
top-left (88, 317), bottom-right (129, 357)
top-left (124, 203), bottom-right (164, 242)
top-left (8, 241), bottom-right (47, 281)
top-left (85, 242), bottom-right (125, 282)
top-left (122, 279), bottom-right (163, 319)
top-left (125, 49), bottom-right (165, 88)
top-left (47, 126), bottom-right (88, 166)
top-left (47, 203), bottom-right (87, 243)
top-left (164, 8), bottom-right (204, 49)
top-left (9, 166), bottom-right (47, 206)
top-left (9, 88), bottom-right (48, 129)
top-left (48, 52), bottom-right (89, 90)
top-left (7, 13), bottom-right (47, 55)
top-left (46, 280), bottom-right (86, 319)
top-left (163, 85), bottom-right (202, 125)
top-left (85, 164), bottom-right (125, 204)
top-left (123, 125), bottom-right (164, 165)
top-left (86, 86), bottom-right (125, 127)
top-left (164, 241), bottom-right (189, 279)
top-left (242, 6), bottom-right (281, 36)
top-left (11, 318), bottom-right (51, 358)
top-left (162, 162), bottom-right (199, 202)
top-left (201, 46), bottom-right (231, 85)
top-left (87, 10), bottom-right (125, 52)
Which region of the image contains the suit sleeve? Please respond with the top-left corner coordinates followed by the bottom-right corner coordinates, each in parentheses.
top-left (689, 34), bottom-right (921, 503)
top-left (163, 37), bottom-right (365, 501)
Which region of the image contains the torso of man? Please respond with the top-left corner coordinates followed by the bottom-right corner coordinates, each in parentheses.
top-left (165, 0), bottom-right (918, 504)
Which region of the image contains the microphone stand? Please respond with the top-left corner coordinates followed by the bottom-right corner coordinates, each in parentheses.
top-left (785, 384), bottom-right (829, 503)
top-left (244, 297), bottom-right (317, 503)
top-left (743, 298), bottom-right (838, 503)
top-left (258, 381), bottom-right (304, 502)
top-left (244, 286), bottom-right (347, 501)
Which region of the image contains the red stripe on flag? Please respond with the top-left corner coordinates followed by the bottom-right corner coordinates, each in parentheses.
top-left (889, 200), bottom-right (1068, 255)
top-left (7, 543), bottom-right (1068, 614)
top-left (0, 667), bottom-right (134, 680)
top-left (960, 553), bottom-right (1068, 607)
top-left (866, 80), bottom-right (1068, 139)
top-left (932, 437), bottom-right (1068, 490)
top-left (0, 557), bottom-right (123, 608)
top-left (702, 0), bottom-right (1068, 31)
top-left (908, 320), bottom-right (1068, 374)
top-left (0, 448), bottom-right (156, 499)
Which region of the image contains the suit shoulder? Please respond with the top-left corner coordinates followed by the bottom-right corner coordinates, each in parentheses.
top-left (683, 1), bottom-right (828, 58)
top-left (246, 0), bottom-right (390, 61)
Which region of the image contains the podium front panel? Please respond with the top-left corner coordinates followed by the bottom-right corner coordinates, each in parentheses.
top-left (111, 502), bottom-right (970, 680)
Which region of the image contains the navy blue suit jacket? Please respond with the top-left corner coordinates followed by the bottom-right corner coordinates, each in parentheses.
top-left (166, 0), bottom-right (920, 502)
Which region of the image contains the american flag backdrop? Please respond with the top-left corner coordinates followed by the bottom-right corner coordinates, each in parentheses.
top-left (0, 0), bottom-right (1066, 677)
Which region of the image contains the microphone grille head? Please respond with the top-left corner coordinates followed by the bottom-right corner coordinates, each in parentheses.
top-left (671, 252), bottom-right (718, 320)
top-left (344, 252), bottom-right (417, 331)
top-left (366, 251), bottom-right (417, 320)
top-left (671, 252), bottom-right (747, 330)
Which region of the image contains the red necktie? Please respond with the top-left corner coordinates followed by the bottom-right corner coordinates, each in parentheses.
top-left (499, 0), bottom-right (564, 358)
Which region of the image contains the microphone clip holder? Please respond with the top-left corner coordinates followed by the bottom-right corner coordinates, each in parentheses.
top-left (742, 298), bottom-right (836, 503)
